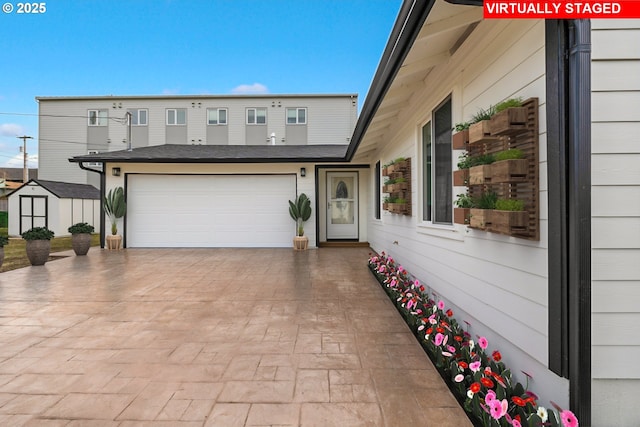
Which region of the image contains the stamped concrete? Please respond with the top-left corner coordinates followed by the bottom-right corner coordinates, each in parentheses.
top-left (0, 248), bottom-right (472, 426)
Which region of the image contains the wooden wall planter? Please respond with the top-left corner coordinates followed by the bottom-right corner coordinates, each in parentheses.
top-left (453, 129), bottom-right (469, 150)
top-left (382, 158), bottom-right (412, 216)
top-left (489, 159), bottom-right (529, 183)
top-left (453, 169), bottom-right (469, 186)
top-left (486, 210), bottom-right (529, 234)
top-left (490, 107), bottom-right (527, 136)
top-left (389, 203), bottom-right (408, 214)
top-left (454, 208), bottom-right (470, 225)
top-left (469, 165), bottom-right (491, 185)
top-left (463, 98), bottom-right (539, 240)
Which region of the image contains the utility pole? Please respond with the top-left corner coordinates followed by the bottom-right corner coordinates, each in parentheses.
top-left (17, 135), bottom-right (33, 183)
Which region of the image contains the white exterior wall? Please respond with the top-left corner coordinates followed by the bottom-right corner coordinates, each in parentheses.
top-left (103, 163), bottom-right (318, 248)
top-left (590, 19), bottom-right (640, 427)
top-left (38, 95), bottom-right (357, 184)
top-left (367, 19), bottom-right (570, 408)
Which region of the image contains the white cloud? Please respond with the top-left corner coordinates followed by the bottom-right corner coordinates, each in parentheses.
top-left (162, 88), bottom-right (180, 95)
top-left (1, 153), bottom-right (38, 168)
top-left (0, 123), bottom-right (26, 137)
top-left (231, 83), bottom-right (269, 94)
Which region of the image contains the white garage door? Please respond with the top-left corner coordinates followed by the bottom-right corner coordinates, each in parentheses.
top-left (127, 174), bottom-right (297, 248)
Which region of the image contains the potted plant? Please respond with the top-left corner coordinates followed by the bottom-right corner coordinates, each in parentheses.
top-left (454, 193), bottom-right (474, 225)
top-left (389, 197), bottom-right (408, 214)
top-left (452, 122), bottom-right (470, 150)
top-left (0, 235), bottom-right (8, 270)
top-left (104, 186), bottom-right (126, 250)
top-left (382, 178), bottom-right (395, 193)
top-left (288, 193), bottom-right (312, 250)
top-left (490, 148), bottom-right (529, 182)
top-left (68, 222), bottom-right (94, 256)
top-left (490, 97), bottom-right (527, 135)
top-left (488, 198), bottom-right (529, 234)
top-left (468, 105), bottom-right (497, 144)
top-left (453, 153), bottom-right (472, 186)
top-left (469, 191), bottom-right (497, 230)
top-left (21, 226), bottom-right (55, 266)
top-left (468, 153), bottom-right (496, 185)
top-left (382, 196), bottom-right (392, 211)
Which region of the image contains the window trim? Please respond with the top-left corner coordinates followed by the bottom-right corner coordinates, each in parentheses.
top-left (286, 107), bottom-right (307, 125)
top-left (166, 108), bottom-right (187, 126)
top-left (207, 108), bottom-right (228, 126)
top-left (246, 107), bottom-right (267, 125)
top-left (87, 109), bottom-right (108, 126)
top-left (129, 109), bottom-right (148, 126)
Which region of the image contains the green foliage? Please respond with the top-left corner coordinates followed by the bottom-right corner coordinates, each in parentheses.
top-left (455, 193), bottom-right (474, 209)
top-left (459, 153), bottom-right (496, 169)
top-left (495, 148), bottom-right (524, 161)
top-left (0, 211), bottom-right (7, 228)
top-left (454, 122), bottom-right (470, 132)
top-left (104, 187), bottom-right (126, 235)
top-left (383, 196), bottom-right (392, 204)
top-left (0, 235), bottom-right (8, 247)
top-left (475, 192), bottom-right (498, 210)
top-left (394, 177), bottom-right (407, 183)
top-left (394, 157), bottom-right (406, 163)
top-left (394, 198), bottom-right (407, 204)
top-left (383, 178), bottom-right (395, 186)
top-left (288, 193), bottom-right (312, 236)
top-left (495, 198), bottom-right (525, 211)
top-left (21, 226), bottom-right (55, 241)
top-left (470, 105), bottom-right (496, 123)
top-left (495, 97), bottom-right (523, 113)
top-left (68, 222), bottom-right (95, 234)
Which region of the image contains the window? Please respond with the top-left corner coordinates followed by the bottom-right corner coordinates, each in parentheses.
top-left (88, 110), bottom-right (108, 126)
top-left (422, 97), bottom-right (452, 224)
top-left (286, 108), bottom-right (306, 124)
top-left (207, 108), bottom-right (228, 125)
top-left (375, 161), bottom-right (381, 219)
top-left (87, 150), bottom-right (101, 167)
top-left (129, 109), bottom-right (148, 126)
top-left (166, 108), bottom-right (186, 125)
top-left (246, 108), bottom-right (266, 125)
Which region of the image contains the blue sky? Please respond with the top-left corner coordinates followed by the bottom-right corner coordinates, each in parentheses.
top-left (0, 0), bottom-right (401, 168)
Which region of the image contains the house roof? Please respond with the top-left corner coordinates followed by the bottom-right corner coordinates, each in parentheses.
top-left (69, 144), bottom-right (349, 164)
top-left (347, 0), bottom-right (483, 162)
top-left (10, 180), bottom-right (100, 199)
top-left (0, 167), bottom-right (38, 181)
top-left (37, 93), bottom-right (357, 101)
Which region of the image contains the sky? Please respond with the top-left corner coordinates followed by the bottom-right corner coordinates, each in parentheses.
top-left (0, 0), bottom-right (402, 168)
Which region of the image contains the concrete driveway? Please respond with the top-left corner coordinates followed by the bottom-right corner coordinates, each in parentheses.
top-left (0, 248), bottom-right (471, 426)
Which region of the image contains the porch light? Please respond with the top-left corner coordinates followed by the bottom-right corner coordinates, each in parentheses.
top-left (112, 167), bottom-right (121, 177)
top-left (300, 167), bottom-right (306, 177)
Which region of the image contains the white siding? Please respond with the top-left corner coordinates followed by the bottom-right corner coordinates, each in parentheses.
top-left (366, 18), bottom-right (571, 408)
top-left (591, 19), bottom-right (640, 427)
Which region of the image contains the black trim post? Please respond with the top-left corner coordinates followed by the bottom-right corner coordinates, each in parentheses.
top-left (567, 19), bottom-right (591, 425)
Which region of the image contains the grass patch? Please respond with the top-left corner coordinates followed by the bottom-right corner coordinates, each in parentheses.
top-left (0, 234), bottom-right (100, 272)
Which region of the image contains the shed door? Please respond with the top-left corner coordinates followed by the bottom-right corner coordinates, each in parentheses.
top-left (127, 174), bottom-right (297, 248)
top-left (20, 195), bottom-right (48, 234)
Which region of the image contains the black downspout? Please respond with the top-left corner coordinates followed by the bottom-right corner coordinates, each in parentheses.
top-left (567, 19), bottom-right (591, 425)
top-left (77, 161), bottom-right (106, 248)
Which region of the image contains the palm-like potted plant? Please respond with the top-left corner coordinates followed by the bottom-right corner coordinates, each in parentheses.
top-left (21, 226), bottom-right (55, 266)
top-left (68, 222), bottom-right (95, 256)
top-left (0, 235), bottom-right (9, 270)
top-left (104, 186), bottom-right (126, 250)
top-left (288, 193), bottom-right (312, 250)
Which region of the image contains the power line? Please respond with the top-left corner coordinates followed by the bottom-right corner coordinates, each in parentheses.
top-left (0, 111), bottom-right (128, 123)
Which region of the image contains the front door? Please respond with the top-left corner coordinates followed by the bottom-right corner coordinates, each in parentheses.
top-left (326, 172), bottom-right (358, 239)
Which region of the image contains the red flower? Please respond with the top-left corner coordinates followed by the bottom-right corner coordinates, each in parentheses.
top-left (512, 396), bottom-right (526, 407)
top-left (458, 361), bottom-right (468, 369)
top-left (492, 350), bottom-right (502, 362)
top-left (426, 327), bottom-right (433, 335)
top-left (481, 377), bottom-right (494, 388)
top-left (446, 309), bottom-right (453, 317)
top-left (454, 335), bottom-right (463, 342)
top-left (436, 327), bottom-right (445, 334)
top-left (469, 382), bottom-right (481, 393)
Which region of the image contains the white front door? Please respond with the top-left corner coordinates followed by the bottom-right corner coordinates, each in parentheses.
top-left (326, 172), bottom-right (358, 239)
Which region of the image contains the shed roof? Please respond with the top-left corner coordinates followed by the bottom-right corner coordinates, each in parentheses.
top-left (11, 180), bottom-right (100, 199)
top-left (69, 144), bottom-right (349, 164)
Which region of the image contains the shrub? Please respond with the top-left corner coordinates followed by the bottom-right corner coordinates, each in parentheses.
top-left (21, 227), bottom-right (55, 241)
top-left (495, 97), bottom-right (523, 114)
top-left (455, 193), bottom-right (474, 209)
top-left (68, 222), bottom-right (95, 234)
top-left (475, 192), bottom-right (498, 210)
top-left (495, 199), bottom-right (525, 211)
top-left (495, 149), bottom-right (524, 162)
top-left (0, 235), bottom-right (8, 247)
top-left (0, 211), bottom-right (8, 228)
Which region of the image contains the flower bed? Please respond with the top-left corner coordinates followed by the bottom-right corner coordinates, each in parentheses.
top-left (368, 252), bottom-right (578, 427)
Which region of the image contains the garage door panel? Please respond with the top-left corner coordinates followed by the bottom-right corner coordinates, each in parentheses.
top-left (127, 174), bottom-right (296, 247)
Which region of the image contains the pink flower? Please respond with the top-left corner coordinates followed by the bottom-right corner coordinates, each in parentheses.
top-left (434, 333), bottom-right (444, 346)
top-left (447, 345), bottom-right (456, 353)
top-left (512, 419), bottom-right (522, 427)
top-left (437, 300), bottom-right (445, 310)
top-left (454, 374), bottom-right (464, 383)
top-left (560, 410), bottom-right (579, 427)
top-left (469, 361), bottom-right (482, 372)
top-left (490, 399), bottom-right (508, 420)
top-left (485, 390), bottom-right (496, 405)
top-left (478, 336), bottom-right (488, 350)
top-left (428, 314), bottom-right (437, 325)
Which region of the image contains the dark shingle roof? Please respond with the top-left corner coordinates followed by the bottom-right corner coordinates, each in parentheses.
top-left (32, 180), bottom-right (100, 199)
top-left (0, 168), bottom-right (38, 181)
top-left (69, 144), bottom-right (349, 163)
